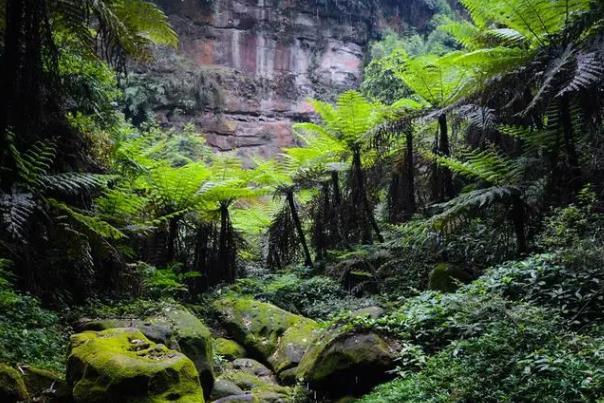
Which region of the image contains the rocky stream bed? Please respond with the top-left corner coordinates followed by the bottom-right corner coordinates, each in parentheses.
top-left (0, 298), bottom-right (396, 402)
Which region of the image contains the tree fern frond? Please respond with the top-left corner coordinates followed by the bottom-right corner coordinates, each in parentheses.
top-left (486, 28), bottom-right (528, 45)
top-left (440, 20), bottom-right (487, 50)
top-left (557, 50), bottom-right (603, 96)
top-left (8, 137), bottom-right (56, 187)
top-left (431, 185), bottom-right (519, 232)
top-left (48, 198), bottom-right (125, 240)
top-left (524, 43), bottom-right (576, 114)
top-left (39, 173), bottom-right (113, 194)
top-left (0, 193), bottom-right (36, 241)
top-left (424, 146), bottom-right (523, 186)
top-left (111, 0), bottom-right (178, 48)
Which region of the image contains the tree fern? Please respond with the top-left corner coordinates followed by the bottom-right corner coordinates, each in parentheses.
top-left (39, 173), bottom-right (114, 195)
top-left (48, 198), bottom-right (125, 240)
top-left (557, 50), bottom-right (603, 97)
top-left (54, 0), bottom-right (177, 64)
top-left (0, 193), bottom-right (36, 241)
top-left (306, 91), bottom-right (387, 147)
top-left (397, 53), bottom-right (475, 108)
top-left (458, 0), bottom-right (591, 48)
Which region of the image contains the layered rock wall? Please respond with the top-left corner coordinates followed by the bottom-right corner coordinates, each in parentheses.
top-left (144, 0), bottom-right (441, 158)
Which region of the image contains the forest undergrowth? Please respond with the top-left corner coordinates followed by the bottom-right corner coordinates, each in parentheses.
top-left (0, 0), bottom-right (603, 401)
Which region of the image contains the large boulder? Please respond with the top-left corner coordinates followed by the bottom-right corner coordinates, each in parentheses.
top-left (212, 297), bottom-right (316, 360)
top-left (0, 364), bottom-right (28, 402)
top-left (78, 305), bottom-right (214, 395)
top-left (163, 307), bottom-right (214, 395)
top-left (297, 327), bottom-right (396, 397)
top-left (268, 320), bottom-right (319, 383)
top-left (67, 328), bottom-right (204, 402)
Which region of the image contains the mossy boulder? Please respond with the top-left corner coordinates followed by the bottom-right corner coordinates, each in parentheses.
top-left (212, 297), bottom-right (304, 360)
top-left (163, 306), bottom-right (214, 395)
top-left (268, 320), bottom-right (319, 382)
top-left (20, 365), bottom-right (71, 402)
top-left (230, 359), bottom-right (275, 383)
top-left (209, 378), bottom-right (244, 400)
top-left (428, 263), bottom-right (472, 292)
top-left (0, 364), bottom-right (28, 402)
top-left (297, 327), bottom-right (396, 397)
top-left (67, 328), bottom-right (204, 402)
top-left (214, 338), bottom-right (247, 361)
top-left (77, 305), bottom-right (214, 395)
top-left (215, 368), bottom-right (293, 402)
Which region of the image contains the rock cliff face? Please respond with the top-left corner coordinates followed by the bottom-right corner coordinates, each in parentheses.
top-left (142, 0), bottom-right (440, 158)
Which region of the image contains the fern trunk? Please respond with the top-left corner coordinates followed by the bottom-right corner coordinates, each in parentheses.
top-left (218, 202), bottom-right (236, 284)
top-left (1, 0), bottom-right (46, 189)
top-left (390, 129), bottom-right (416, 222)
top-left (560, 94), bottom-right (582, 193)
top-left (166, 217), bottom-right (179, 263)
top-left (330, 170), bottom-right (350, 249)
top-left (438, 113), bottom-right (455, 201)
top-left (286, 189), bottom-right (313, 268)
top-left (352, 147), bottom-right (384, 243)
top-left (510, 194), bottom-right (527, 255)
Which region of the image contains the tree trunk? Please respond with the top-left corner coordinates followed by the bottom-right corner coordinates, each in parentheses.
top-left (510, 194), bottom-right (527, 255)
top-left (402, 128), bottom-right (416, 220)
top-left (165, 216), bottom-right (180, 263)
top-left (0, 0), bottom-right (25, 190)
top-left (218, 202), bottom-right (235, 283)
top-left (352, 148), bottom-right (384, 243)
top-left (314, 181), bottom-right (330, 260)
top-left (286, 190), bottom-right (313, 268)
top-left (330, 170), bottom-right (350, 248)
top-left (193, 225), bottom-right (210, 291)
top-left (331, 171), bottom-right (341, 206)
top-left (438, 113), bottom-right (455, 201)
top-left (560, 94), bottom-right (582, 193)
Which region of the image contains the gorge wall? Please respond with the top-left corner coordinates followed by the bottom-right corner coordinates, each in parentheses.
top-left (137, 0), bottom-right (443, 158)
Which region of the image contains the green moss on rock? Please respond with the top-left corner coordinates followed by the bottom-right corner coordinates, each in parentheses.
top-left (217, 369), bottom-right (292, 400)
top-left (212, 297), bottom-right (302, 360)
top-left (162, 306), bottom-right (214, 395)
top-left (268, 319), bottom-right (319, 379)
top-left (0, 363), bottom-right (28, 402)
top-left (67, 328), bottom-right (204, 403)
top-left (214, 338), bottom-right (247, 361)
top-left (297, 328), bottom-right (396, 397)
top-left (428, 263), bottom-right (472, 292)
top-left (77, 304), bottom-right (214, 396)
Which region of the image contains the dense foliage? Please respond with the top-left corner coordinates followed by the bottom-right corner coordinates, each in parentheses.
top-left (0, 0), bottom-right (603, 401)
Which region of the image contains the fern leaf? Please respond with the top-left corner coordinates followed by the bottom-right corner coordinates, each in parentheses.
top-left (557, 51), bottom-right (603, 96)
top-left (0, 193), bottom-right (36, 241)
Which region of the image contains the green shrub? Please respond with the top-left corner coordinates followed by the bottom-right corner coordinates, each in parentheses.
top-left (0, 261), bottom-right (66, 372)
top-left (65, 297), bottom-right (170, 322)
top-left (231, 273), bottom-right (376, 320)
top-left (362, 305), bottom-right (604, 402)
top-left (348, 290), bottom-right (512, 352)
top-left (474, 249), bottom-right (604, 327)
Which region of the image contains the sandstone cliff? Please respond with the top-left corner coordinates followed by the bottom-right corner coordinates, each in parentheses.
top-left (131, 0), bottom-right (443, 158)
